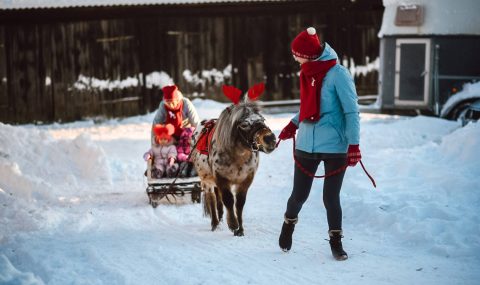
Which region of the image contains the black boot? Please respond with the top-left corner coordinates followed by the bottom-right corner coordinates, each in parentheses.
top-left (328, 230), bottom-right (348, 261)
top-left (279, 215), bottom-right (298, 252)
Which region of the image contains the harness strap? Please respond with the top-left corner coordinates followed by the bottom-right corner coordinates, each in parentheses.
top-left (291, 137), bottom-right (376, 188)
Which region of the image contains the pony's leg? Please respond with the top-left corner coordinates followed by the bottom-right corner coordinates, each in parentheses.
top-left (216, 175), bottom-right (238, 232)
top-left (234, 174), bottom-right (254, 236)
top-left (208, 189), bottom-right (220, 231)
top-left (214, 186), bottom-right (224, 222)
top-left (203, 184), bottom-right (220, 231)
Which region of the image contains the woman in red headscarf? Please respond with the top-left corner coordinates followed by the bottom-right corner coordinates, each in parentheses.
top-left (151, 85), bottom-right (200, 142)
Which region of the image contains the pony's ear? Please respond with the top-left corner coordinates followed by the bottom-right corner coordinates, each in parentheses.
top-left (222, 85), bottom-right (242, 105)
top-left (247, 83), bottom-right (265, 101)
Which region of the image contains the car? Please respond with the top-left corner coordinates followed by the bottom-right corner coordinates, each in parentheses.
top-left (459, 99), bottom-right (480, 126)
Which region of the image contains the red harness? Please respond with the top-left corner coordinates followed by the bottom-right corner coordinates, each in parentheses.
top-left (196, 120), bottom-right (216, 155)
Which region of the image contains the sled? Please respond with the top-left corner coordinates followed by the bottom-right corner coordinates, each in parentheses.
top-left (145, 159), bottom-right (202, 208)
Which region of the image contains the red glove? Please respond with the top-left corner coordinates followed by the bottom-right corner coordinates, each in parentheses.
top-left (347, 145), bottom-right (362, 166)
top-left (278, 121), bottom-right (298, 141)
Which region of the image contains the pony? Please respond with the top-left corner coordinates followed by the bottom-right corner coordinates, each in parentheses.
top-left (191, 83), bottom-right (276, 236)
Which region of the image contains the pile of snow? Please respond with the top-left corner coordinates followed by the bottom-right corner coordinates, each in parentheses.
top-left (342, 57), bottom-right (380, 78)
top-left (183, 64), bottom-right (232, 88)
top-left (0, 123), bottom-right (112, 237)
top-left (72, 71), bottom-right (174, 91)
top-left (348, 116), bottom-right (479, 258)
top-left (0, 255), bottom-right (44, 285)
top-left (440, 121), bottom-right (480, 167)
top-left (145, 71), bottom-right (174, 89)
top-left (0, 123), bottom-right (111, 197)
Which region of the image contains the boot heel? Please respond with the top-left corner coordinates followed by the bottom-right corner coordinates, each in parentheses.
top-left (279, 215), bottom-right (298, 252)
top-left (328, 230), bottom-right (348, 261)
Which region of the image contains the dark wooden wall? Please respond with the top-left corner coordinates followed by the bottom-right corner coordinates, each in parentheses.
top-left (0, 26), bottom-right (7, 122)
top-left (0, 0), bottom-right (383, 124)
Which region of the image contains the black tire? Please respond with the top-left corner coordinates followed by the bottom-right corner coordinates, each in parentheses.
top-left (450, 101), bottom-right (474, 120)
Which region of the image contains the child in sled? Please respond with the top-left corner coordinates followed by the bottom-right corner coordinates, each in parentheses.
top-left (143, 124), bottom-right (179, 179)
top-left (176, 127), bottom-right (197, 177)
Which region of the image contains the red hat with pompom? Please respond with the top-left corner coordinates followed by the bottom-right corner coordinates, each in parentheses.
top-left (153, 124), bottom-right (175, 141)
top-left (162, 85), bottom-right (179, 101)
top-left (291, 27), bottom-right (323, 60)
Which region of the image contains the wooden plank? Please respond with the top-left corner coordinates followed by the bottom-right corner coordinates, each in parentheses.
top-left (8, 25), bottom-right (41, 124)
top-left (0, 26), bottom-right (7, 119)
top-left (50, 23), bottom-right (70, 122)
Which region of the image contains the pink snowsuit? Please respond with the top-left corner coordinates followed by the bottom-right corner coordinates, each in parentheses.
top-left (144, 144), bottom-right (178, 178)
top-left (176, 127), bottom-right (194, 162)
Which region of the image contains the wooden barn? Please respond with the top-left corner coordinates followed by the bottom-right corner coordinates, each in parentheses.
top-left (0, 0), bottom-right (383, 124)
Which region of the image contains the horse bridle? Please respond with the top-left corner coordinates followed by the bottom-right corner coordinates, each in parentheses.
top-left (237, 120), bottom-right (268, 152)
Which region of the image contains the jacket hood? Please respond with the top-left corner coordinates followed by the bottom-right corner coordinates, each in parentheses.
top-left (317, 43), bottom-right (338, 61)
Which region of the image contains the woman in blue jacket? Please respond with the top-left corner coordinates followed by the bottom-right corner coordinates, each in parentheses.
top-left (277, 27), bottom-right (361, 261)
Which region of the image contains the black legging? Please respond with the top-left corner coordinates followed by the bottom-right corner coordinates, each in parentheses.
top-left (285, 155), bottom-right (347, 230)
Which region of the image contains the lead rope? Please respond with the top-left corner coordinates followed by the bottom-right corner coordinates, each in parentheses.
top-left (289, 137), bottom-right (376, 188)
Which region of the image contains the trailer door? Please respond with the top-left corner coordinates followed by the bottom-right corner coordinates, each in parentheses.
top-left (395, 39), bottom-right (431, 106)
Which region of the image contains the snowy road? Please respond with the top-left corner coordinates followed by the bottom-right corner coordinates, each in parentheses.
top-left (1, 99), bottom-right (479, 285)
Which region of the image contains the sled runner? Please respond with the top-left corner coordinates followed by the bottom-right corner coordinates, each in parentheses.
top-left (145, 159), bottom-right (202, 208)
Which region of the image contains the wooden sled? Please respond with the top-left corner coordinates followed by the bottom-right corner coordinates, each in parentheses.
top-left (146, 159), bottom-right (202, 208)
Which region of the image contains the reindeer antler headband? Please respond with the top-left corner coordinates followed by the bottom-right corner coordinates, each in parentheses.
top-left (222, 83), bottom-right (265, 104)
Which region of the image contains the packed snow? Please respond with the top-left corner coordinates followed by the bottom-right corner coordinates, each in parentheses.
top-left (1, 99), bottom-right (479, 285)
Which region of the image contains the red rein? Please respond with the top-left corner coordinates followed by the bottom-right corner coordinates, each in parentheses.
top-left (291, 137), bottom-right (377, 188)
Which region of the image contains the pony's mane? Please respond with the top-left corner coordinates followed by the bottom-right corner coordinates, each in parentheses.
top-left (213, 102), bottom-right (261, 151)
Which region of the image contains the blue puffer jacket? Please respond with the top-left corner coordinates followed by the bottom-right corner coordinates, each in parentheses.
top-left (291, 43), bottom-right (360, 154)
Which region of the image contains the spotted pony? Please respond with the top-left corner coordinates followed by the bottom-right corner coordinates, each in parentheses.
top-left (191, 83), bottom-right (276, 236)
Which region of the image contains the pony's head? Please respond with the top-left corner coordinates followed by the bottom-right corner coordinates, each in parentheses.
top-left (215, 84), bottom-right (276, 153)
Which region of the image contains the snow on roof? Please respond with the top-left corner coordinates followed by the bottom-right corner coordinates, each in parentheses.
top-left (0, 0), bottom-right (288, 10)
top-left (378, 0), bottom-right (480, 37)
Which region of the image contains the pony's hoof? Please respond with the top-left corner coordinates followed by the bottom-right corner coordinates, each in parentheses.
top-left (211, 224), bottom-right (219, 231)
top-left (234, 228), bottom-right (244, 236)
top-left (226, 214), bottom-right (239, 232)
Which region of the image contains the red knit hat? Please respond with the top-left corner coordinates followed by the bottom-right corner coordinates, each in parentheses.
top-left (291, 27), bottom-right (322, 60)
top-left (162, 85), bottom-right (179, 101)
top-left (153, 124), bottom-right (175, 141)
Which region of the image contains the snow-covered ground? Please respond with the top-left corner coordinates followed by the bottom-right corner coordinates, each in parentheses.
top-left (1, 99), bottom-right (479, 285)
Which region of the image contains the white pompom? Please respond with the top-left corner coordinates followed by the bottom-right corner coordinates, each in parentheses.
top-left (306, 27), bottom-right (316, 35)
